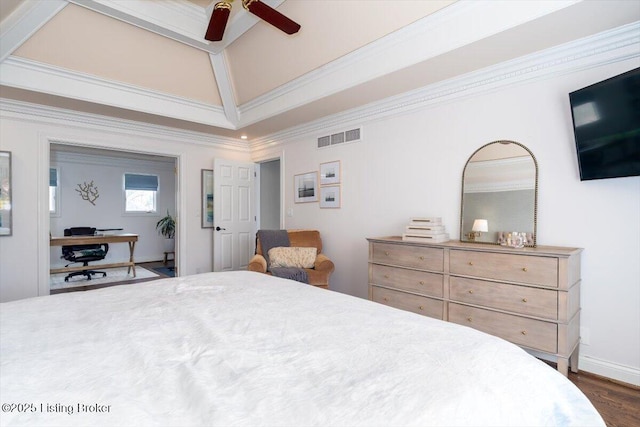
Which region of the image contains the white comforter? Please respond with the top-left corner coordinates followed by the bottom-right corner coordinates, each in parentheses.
top-left (0, 271), bottom-right (604, 427)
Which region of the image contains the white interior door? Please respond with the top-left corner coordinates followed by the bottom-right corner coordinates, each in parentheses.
top-left (213, 158), bottom-right (256, 271)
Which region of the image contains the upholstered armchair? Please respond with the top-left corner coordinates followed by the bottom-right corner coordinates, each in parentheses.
top-left (248, 229), bottom-right (335, 289)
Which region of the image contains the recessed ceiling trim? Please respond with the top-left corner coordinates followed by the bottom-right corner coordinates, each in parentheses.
top-left (0, 0), bottom-right (67, 62)
top-left (210, 52), bottom-right (239, 124)
top-left (1, 98), bottom-right (249, 152)
top-left (69, 0), bottom-right (215, 53)
top-left (237, 0), bottom-right (582, 128)
top-left (0, 56), bottom-right (234, 129)
top-left (250, 21), bottom-right (640, 150)
top-left (69, 0), bottom-right (286, 55)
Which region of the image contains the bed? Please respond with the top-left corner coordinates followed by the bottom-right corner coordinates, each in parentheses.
top-left (0, 271), bottom-right (604, 426)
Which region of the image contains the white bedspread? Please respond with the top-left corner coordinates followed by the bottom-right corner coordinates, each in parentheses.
top-left (0, 271), bottom-right (604, 426)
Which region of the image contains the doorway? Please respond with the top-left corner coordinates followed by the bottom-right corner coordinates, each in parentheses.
top-left (48, 143), bottom-right (179, 292)
top-left (259, 158), bottom-right (281, 230)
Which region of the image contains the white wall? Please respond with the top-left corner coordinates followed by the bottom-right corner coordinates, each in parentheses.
top-left (0, 105), bottom-right (251, 302)
top-left (253, 59), bottom-right (640, 384)
top-left (49, 150), bottom-right (176, 267)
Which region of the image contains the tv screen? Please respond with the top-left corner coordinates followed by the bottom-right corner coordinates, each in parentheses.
top-left (569, 67), bottom-right (640, 181)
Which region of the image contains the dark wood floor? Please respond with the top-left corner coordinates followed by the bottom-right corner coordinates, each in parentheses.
top-left (567, 370), bottom-right (640, 427)
top-left (50, 269), bottom-right (639, 426)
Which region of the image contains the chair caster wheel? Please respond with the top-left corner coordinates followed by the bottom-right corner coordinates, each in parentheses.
top-left (102, 273), bottom-right (106, 277)
top-left (87, 276), bottom-right (91, 280)
top-left (64, 278), bottom-right (69, 282)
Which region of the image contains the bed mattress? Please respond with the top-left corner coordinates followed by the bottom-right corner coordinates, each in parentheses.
top-left (0, 271), bottom-right (604, 426)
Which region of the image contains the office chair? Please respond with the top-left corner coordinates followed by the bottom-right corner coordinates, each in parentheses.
top-left (61, 227), bottom-right (109, 282)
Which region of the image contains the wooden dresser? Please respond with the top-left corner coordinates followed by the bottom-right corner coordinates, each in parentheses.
top-left (367, 236), bottom-right (582, 376)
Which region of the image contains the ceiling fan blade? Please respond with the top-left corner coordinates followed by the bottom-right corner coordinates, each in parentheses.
top-left (243, 0), bottom-right (300, 35)
top-left (205, 2), bottom-right (232, 42)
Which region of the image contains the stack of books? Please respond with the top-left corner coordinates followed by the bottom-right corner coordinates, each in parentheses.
top-left (402, 217), bottom-right (450, 243)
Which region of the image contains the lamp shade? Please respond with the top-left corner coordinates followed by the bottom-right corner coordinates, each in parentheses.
top-left (472, 219), bottom-right (488, 232)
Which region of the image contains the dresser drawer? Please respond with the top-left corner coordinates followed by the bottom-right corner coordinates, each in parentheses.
top-left (449, 303), bottom-right (557, 353)
top-left (450, 276), bottom-right (558, 320)
top-left (450, 250), bottom-right (558, 287)
top-left (372, 286), bottom-right (444, 320)
top-left (371, 242), bottom-right (444, 271)
top-left (371, 264), bottom-right (444, 298)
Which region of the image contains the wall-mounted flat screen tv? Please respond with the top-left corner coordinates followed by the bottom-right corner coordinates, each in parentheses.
top-left (569, 67), bottom-right (640, 181)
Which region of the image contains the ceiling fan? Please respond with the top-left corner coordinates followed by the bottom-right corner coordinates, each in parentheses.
top-left (205, 0), bottom-right (301, 42)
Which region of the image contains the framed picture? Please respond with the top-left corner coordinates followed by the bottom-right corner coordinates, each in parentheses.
top-left (201, 169), bottom-right (214, 228)
top-left (320, 185), bottom-right (341, 209)
top-left (0, 151), bottom-right (12, 236)
top-left (320, 160), bottom-right (341, 185)
top-left (294, 171), bottom-right (318, 203)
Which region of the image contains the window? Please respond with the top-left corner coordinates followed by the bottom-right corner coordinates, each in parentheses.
top-left (124, 173), bottom-right (158, 213)
top-left (49, 168), bottom-right (59, 215)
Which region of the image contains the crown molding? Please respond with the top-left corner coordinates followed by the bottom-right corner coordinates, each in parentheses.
top-left (0, 0), bottom-right (586, 136)
top-left (237, 0), bottom-right (581, 127)
top-left (0, 56), bottom-right (233, 129)
top-left (250, 21), bottom-right (640, 151)
top-left (0, 0), bottom-right (67, 63)
top-left (0, 97), bottom-right (249, 152)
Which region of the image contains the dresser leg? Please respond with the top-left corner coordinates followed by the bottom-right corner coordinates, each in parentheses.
top-left (557, 358), bottom-right (569, 377)
top-left (570, 345), bottom-right (580, 373)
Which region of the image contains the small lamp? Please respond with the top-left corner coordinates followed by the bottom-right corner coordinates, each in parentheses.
top-left (469, 219), bottom-right (488, 241)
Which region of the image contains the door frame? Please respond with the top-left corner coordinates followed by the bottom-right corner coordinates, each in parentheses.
top-left (256, 156), bottom-right (284, 230)
top-left (37, 137), bottom-right (185, 296)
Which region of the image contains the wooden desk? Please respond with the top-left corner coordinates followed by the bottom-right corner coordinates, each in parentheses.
top-left (50, 234), bottom-right (138, 277)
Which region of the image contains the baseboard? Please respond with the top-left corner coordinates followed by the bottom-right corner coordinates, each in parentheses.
top-left (579, 355), bottom-right (640, 387)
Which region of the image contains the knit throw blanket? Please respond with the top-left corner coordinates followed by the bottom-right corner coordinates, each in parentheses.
top-left (256, 230), bottom-right (308, 284)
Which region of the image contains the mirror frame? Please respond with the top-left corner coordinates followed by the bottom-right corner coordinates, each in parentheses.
top-left (0, 151), bottom-right (11, 237)
top-left (459, 140), bottom-right (538, 247)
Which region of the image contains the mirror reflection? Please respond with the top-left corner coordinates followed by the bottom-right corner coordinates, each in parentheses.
top-left (460, 141), bottom-right (537, 246)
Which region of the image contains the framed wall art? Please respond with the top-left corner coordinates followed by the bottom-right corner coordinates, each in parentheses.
top-left (0, 151), bottom-right (12, 236)
top-left (201, 169), bottom-right (214, 228)
top-left (320, 185), bottom-right (341, 209)
top-left (320, 160), bottom-right (341, 185)
top-left (294, 171), bottom-right (318, 203)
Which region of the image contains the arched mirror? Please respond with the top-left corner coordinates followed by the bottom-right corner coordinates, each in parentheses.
top-left (460, 140), bottom-right (538, 247)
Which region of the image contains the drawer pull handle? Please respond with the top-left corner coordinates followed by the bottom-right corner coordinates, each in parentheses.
top-left (384, 251), bottom-right (390, 256)
top-left (384, 275), bottom-right (389, 279)
top-left (522, 267), bottom-right (528, 272)
top-left (468, 289), bottom-right (474, 294)
top-left (521, 330), bottom-right (527, 335)
top-left (467, 317), bottom-right (472, 322)
top-left (383, 297), bottom-right (389, 302)
top-left (522, 298), bottom-right (528, 303)
top-left (418, 305), bottom-right (424, 310)
top-left (419, 281), bottom-right (425, 285)
top-left (419, 256), bottom-right (425, 261)
top-left (468, 261), bottom-right (473, 266)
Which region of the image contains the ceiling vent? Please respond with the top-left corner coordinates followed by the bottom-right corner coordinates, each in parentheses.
top-left (317, 127), bottom-right (362, 149)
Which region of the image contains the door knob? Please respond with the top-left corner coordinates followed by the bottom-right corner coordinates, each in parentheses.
top-left (215, 226), bottom-right (226, 231)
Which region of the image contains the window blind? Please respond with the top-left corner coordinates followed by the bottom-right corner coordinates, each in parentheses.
top-left (49, 168), bottom-right (57, 187)
top-left (124, 174), bottom-right (158, 191)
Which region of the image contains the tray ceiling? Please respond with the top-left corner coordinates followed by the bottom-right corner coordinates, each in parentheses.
top-left (1, 0), bottom-right (638, 142)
